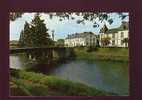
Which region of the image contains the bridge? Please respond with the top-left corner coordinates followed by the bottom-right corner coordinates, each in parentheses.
top-left (10, 47), bottom-right (74, 63)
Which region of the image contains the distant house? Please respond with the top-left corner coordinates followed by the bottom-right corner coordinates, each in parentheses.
top-left (99, 21), bottom-right (129, 47)
top-left (65, 32), bottom-right (97, 47)
top-left (10, 40), bottom-right (19, 48)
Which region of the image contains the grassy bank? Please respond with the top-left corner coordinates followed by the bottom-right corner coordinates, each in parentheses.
top-left (73, 47), bottom-right (129, 62)
top-left (10, 69), bottom-right (111, 96)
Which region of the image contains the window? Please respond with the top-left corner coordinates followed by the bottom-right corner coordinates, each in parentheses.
top-left (121, 40), bottom-right (123, 45)
top-left (112, 34), bottom-right (115, 38)
top-left (93, 38), bottom-right (96, 42)
top-left (121, 32), bottom-right (124, 38)
top-left (112, 40), bottom-right (115, 45)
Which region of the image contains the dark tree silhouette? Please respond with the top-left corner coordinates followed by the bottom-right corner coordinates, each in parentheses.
top-left (101, 37), bottom-right (111, 46)
top-left (122, 38), bottom-right (128, 47)
top-left (19, 22), bottom-right (31, 47)
top-left (19, 14), bottom-right (54, 47)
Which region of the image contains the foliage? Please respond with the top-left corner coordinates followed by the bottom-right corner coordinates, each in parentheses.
top-left (120, 21), bottom-right (129, 30)
top-left (10, 69), bottom-right (111, 96)
top-left (19, 14), bottom-right (54, 47)
top-left (122, 38), bottom-right (128, 47)
top-left (19, 22), bottom-right (32, 47)
top-left (101, 37), bottom-right (111, 46)
top-left (30, 14), bottom-right (52, 47)
top-left (106, 21), bottom-right (129, 33)
top-left (10, 40), bottom-right (19, 48)
top-left (86, 46), bottom-right (98, 52)
top-left (18, 14), bottom-right (54, 62)
top-left (10, 12), bottom-right (128, 28)
top-left (55, 39), bottom-right (64, 47)
top-left (10, 12), bottom-right (23, 21)
top-left (100, 24), bottom-right (108, 33)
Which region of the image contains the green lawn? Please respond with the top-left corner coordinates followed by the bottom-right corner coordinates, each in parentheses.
top-left (73, 47), bottom-right (129, 62)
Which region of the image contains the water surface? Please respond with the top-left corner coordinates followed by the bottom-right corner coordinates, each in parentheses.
top-left (10, 54), bottom-right (129, 95)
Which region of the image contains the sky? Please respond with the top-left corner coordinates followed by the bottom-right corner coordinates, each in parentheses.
top-left (10, 12), bottom-right (129, 41)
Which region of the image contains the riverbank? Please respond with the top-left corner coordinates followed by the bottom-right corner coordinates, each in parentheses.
top-left (73, 47), bottom-right (129, 62)
top-left (10, 69), bottom-right (111, 96)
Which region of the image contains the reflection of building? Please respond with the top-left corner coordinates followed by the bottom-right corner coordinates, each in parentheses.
top-left (65, 32), bottom-right (97, 47)
top-left (99, 21), bottom-right (129, 47)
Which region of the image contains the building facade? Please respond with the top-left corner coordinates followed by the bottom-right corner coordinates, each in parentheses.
top-left (99, 30), bottom-right (129, 47)
top-left (65, 32), bottom-right (97, 47)
top-left (65, 22), bottom-right (129, 48)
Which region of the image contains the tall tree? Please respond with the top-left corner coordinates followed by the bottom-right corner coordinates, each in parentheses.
top-left (30, 14), bottom-right (52, 47)
top-left (19, 22), bottom-right (31, 47)
top-left (19, 14), bottom-right (53, 48)
top-left (100, 24), bottom-right (110, 47)
top-left (100, 24), bottom-right (108, 33)
top-left (18, 14), bottom-right (54, 62)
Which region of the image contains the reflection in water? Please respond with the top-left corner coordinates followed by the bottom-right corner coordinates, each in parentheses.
top-left (10, 54), bottom-right (129, 95)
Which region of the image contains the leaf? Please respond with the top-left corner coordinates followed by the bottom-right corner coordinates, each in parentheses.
top-left (108, 19), bottom-right (113, 24)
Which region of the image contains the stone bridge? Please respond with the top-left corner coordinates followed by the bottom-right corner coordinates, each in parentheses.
top-left (10, 47), bottom-right (74, 63)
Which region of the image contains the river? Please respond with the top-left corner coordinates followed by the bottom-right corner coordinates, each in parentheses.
top-left (10, 54), bottom-right (129, 96)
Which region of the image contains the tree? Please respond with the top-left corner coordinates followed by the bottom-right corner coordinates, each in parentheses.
top-left (29, 14), bottom-right (53, 47)
top-left (19, 22), bottom-right (31, 47)
top-left (119, 21), bottom-right (129, 30)
top-left (100, 24), bottom-right (108, 33)
top-left (18, 30), bottom-right (25, 47)
top-left (18, 14), bottom-right (54, 62)
top-left (99, 24), bottom-right (110, 47)
top-left (122, 38), bottom-right (128, 47)
top-left (10, 12), bottom-right (128, 28)
top-left (101, 37), bottom-right (111, 47)
top-left (10, 12), bottom-right (23, 21)
top-left (19, 14), bottom-right (54, 47)
top-left (56, 39), bottom-right (64, 47)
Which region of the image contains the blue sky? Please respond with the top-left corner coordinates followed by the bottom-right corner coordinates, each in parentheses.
top-left (10, 12), bottom-right (129, 41)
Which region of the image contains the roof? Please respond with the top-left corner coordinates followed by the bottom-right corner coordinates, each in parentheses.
top-left (101, 21), bottom-right (129, 34)
top-left (106, 27), bottom-right (128, 34)
top-left (66, 32), bottom-right (95, 39)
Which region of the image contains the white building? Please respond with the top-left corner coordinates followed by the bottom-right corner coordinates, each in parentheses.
top-left (98, 21), bottom-right (129, 47)
top-left (65, 32), bottom-right (97, 47)
top-left (99, 25), bottom-right (129, 47)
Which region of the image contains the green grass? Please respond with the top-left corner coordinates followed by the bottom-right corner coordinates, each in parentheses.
top-left (73, 47), bottom-right (129, 62)
top-left (10, 69), bottom-right (111, 96)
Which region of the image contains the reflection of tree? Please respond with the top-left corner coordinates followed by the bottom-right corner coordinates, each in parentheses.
top-left (18, 53), bottom-right (30, 67)
top-left (94, 61), bottom-right (128, 94)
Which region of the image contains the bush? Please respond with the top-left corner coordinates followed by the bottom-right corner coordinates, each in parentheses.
top-left (86, 46), bottom-right (98, 52)
top-left (10, 70), bottom-right (111, 96)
